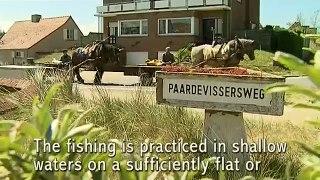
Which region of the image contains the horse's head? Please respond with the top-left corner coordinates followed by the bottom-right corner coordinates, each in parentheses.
top-left (239, 39), bottom-right (256, 60)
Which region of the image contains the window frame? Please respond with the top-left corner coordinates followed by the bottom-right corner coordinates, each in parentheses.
top-left (63, 29), bottom-right (78, 41)
top-left (66, 29), bottom-right (74, 40)
top-left (158, 17), bottom-right (195, 36)
top-left (119, 19), bottom-right (148, 37)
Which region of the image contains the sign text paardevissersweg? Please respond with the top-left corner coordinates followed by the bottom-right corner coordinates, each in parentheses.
top-left (163, 78), bottom-right (272, 107)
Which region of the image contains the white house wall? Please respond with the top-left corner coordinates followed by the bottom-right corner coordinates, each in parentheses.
top-left (126, 52), bottom-right (148, 65)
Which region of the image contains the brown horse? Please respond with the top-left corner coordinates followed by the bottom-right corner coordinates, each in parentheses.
top-left (71, 41), bottom-right (124, 84)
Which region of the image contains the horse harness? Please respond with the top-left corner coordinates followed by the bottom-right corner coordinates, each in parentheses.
top-left (229, 38), bottom-right (245, 61)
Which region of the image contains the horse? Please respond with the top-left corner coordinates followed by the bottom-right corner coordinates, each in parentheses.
top-left (71, 40), bottom-right (124, 84)
top-left (191, 38), bottom-right (256, 68)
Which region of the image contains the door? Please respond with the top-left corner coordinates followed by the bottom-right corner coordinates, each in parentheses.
top-left (203, 19), bottom-right (215, 44)
top-left (126, 52), bottom-right (148, 65)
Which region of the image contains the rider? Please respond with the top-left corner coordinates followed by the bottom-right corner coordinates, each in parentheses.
top-left (60, 49), bottom-right (72, 64)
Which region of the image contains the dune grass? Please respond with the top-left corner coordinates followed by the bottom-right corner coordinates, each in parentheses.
top-left (0, 69), bottom-right (317, 179)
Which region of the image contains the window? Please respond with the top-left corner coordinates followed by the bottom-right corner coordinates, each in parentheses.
top-left (15, 51), bottom-right (24, 58)
top-left (67, 30), bottom-right (74, 40)
top-left (63, 29), bottom-right (78, 40)
top-left (109, 22), bottom-right (118, 36)
top-left (119, 19), bottom-right (148, 36)
top-left (158, 17), bottom-right (195, 35)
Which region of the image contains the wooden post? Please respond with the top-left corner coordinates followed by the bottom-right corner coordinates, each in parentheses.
top-left (203, 110), bottom-right (249, 171)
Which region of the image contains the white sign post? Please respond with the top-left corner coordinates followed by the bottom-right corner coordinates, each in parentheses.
top-left (156, 68), bottom-right (285, 171)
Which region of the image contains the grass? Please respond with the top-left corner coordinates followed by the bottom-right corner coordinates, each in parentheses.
top-left (285, 92), bottom-right (320, 106)
top-left (240, 50), bottom-right (304, 76)
top-left (34, 50), bottom-right (75, 64)
top-left (0, 69), bottom-right (317, 179)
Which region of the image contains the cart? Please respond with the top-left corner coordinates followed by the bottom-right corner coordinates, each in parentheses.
top-left (122, 64), bottom-right (164, 86)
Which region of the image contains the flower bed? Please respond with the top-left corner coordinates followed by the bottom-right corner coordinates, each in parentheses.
top-left (161, 65), bottom-right (255, 76)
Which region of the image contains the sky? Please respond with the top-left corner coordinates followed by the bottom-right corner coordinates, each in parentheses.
top-left (0, 0), bottom-right (319, 35)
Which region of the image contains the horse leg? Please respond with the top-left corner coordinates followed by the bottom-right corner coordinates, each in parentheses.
top-left (74, 67), bottom-right (84, 84)
top-left (71, 56), bottom-right (85, 84)
top-left (99, 70), bottom-right (104, 83)
top-left (93, 67), bottom-right (103, 85)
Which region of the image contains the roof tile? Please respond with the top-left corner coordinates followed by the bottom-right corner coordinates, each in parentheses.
top-left (0, 16), bottom-right (70, 50)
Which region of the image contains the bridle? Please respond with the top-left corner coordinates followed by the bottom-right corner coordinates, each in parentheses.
top-left (228, 38), bottom-right (245, 60)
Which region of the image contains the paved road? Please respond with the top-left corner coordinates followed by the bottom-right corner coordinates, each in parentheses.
top-left (285, 76), bottom-right (317, 89)
top-left (78, 71), bottom-right (316, 87)
top-left (75, 71), bottom-right (319, 126)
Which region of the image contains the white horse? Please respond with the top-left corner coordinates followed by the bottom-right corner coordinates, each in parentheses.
top-left (191, 38), bottom-right (256, 67)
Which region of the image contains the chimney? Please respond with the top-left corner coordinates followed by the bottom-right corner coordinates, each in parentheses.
top-left (31, 14), bottom-right (42, 23)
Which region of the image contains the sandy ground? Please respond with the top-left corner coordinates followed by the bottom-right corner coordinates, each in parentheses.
top-left (75, 71), bottom-right (320, 127)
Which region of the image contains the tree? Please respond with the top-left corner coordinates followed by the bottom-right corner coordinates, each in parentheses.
top-left (287, 13), bottom-right (304, 26)
top-left (287, 12), bottom-right (305, 33)
top-left (310, 10), bottom-right (320, 27)
top-left (0, 29), bottom-right (5, 39)
top-left (296, 12), bottom-right (304, 25)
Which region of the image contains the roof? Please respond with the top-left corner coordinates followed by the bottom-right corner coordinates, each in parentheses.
top-left (288, 22), bottom-right (302, 30)
top-left (0, 16), bottom-right (71, 50)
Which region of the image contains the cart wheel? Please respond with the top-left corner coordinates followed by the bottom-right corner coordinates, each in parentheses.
top-left (140, 73), bottom-right (153, 86)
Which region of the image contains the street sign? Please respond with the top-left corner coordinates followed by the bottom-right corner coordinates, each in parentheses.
top-left (156, 68), bottom-right (285, 116)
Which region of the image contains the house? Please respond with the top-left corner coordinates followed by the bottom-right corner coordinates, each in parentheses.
top-left (80, 32), bottom-right (104, 46)
top-left (95, 0), bottom-right (260, 65)
top-left (0, 15), bottom-right (83, 65)
top-left (288, 22), bottom-right (318, 34)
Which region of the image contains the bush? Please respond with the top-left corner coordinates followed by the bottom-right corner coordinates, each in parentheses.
top-left (271, 30), bottom-right (303, 58)
top-left (264, 25), bottom-right (274, 31)
top-left (174, 43), bottom-right (194, 63)
top-left (266, 50), bottom-right (320, 179)
top-left (0, 83), bottom-right (215, 180)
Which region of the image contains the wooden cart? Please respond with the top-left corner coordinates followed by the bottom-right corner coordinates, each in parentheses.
top-left (39, 62), bottom-right (165, 86)
top-left (114, 64), bottom-right (163, 86)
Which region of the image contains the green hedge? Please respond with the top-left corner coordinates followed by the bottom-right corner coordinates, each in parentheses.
top-left (271, 30), bottom-right (303, 58)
